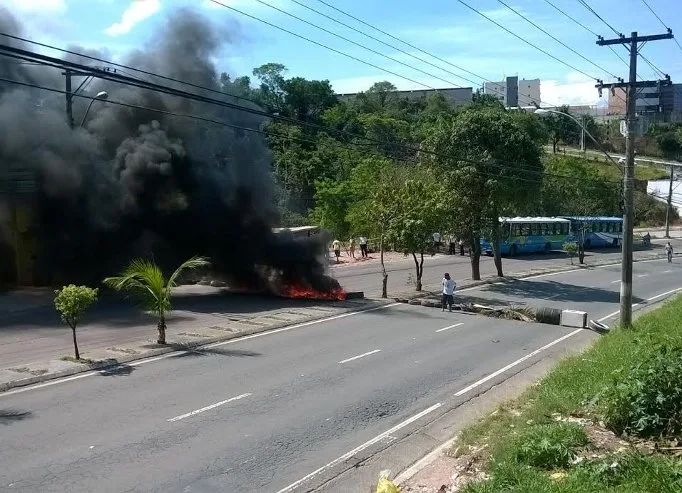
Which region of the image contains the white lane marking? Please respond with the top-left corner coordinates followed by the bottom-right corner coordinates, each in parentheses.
top-left (646, 287), bottom-right (682, 301)
top-left (611, 280), bottom-right (620, 284)
top-left (598, 310), bottom-right (620, 322)
top-left (637, 274), bottom-right (649, 278)
top-left (338, 349), bottom-right (381, 364)
top-left (276, 402), bottom-right (442, 493)
top-left (436, 323), bottom-right (464, 333)
top-left (663, 270), bottom-right (673, 274)
top-left (167, 393), bottom-right (251, 422)
top-left (454, 328), bottom-right (583, 397)
top-left (1, 303), bottom-right (401, 398)
top-left (457, 257), bottom-right (665, 294)
top-left (596, 286), bottom-right (682, 323)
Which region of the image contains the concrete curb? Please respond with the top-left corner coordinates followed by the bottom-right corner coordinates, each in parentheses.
top-left (0, 299), bottom-right (393, 393)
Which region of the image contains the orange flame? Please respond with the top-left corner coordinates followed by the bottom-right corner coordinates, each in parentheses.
top-left (279, 284), bottom-right (346, 301)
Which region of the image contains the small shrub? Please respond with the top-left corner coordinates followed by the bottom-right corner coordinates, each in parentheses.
top-left (601, 344), bottom-right (682, 438)
top-left (562, 242), bottom-right (578, 265)
top-left (54, 285), bottom-right (98, 360)
top-left (506, 422), bottom-right (588, 469)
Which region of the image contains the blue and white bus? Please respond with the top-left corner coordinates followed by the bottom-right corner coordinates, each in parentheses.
top-left (482, 217), bottom-right (571, 256)
top-left (563, 216), bottom-right (623, 249)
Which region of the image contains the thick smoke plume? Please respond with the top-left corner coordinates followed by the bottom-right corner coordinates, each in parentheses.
top-left (0, 7), bottom-right (336, 292)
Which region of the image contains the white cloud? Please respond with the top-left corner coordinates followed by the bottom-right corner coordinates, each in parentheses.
top-left (104, 0), bottom-right (161, 37)
top-left (541, 79), bottom-right (607, 107)
top-left (4, 0), bottom-right (66, 13)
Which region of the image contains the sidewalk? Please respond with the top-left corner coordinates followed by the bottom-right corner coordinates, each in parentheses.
top-left (0, 287), bottom-right (386, 392)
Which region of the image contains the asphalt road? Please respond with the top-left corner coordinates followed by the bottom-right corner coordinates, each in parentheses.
top-left (332, 246), bottom-right (654, 297)
top-left (2, 259), bottom-right (682, 492)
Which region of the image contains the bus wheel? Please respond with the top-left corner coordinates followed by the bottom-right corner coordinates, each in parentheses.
top-left (544, 242), bottom-right (551, 254)
top-left (510, 244), bottom-right (517, 257)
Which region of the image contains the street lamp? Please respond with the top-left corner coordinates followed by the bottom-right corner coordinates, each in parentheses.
top-left (79, 91), bottom-right (108, 128)
top-left (536, 107), bottom-right (631, 328)
top-left (534, 108), bottom-right (622, 174)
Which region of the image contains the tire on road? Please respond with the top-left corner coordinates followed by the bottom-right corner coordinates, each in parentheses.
top-left (536, 306), bottom-right (562, 325)
top-left (588, 319), bottom-right (610, 334)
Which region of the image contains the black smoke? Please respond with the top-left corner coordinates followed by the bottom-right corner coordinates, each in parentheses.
top-left (0, 7), bottom-right (336, 292)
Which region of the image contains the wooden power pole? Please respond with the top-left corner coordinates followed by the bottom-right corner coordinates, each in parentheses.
top-left (596, 30), bottom-right (673, 327)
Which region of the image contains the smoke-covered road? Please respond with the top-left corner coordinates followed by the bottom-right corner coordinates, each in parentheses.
top-left (1, 259), bottom-right (682, 492)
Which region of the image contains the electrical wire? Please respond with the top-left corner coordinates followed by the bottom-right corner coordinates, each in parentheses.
top-left (640, 0), bottom-right (682, 54)
top-left (577, 0), bottom-right (621, 37)
top-left (497, 0), bottom-right (621, 80)
top-left (206, 0), bottom-right (444, 92)
top-left (0, 42), bottom-right (630, 189)
top-left (456, 0), bottom-right (598, 81)
top-left (0, 72), bottom-right (625, 191)
top-left (286, 0), bottom-right (540, 108)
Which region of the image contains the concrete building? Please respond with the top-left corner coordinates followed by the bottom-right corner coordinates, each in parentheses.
top-left (483, 77), bottom-right (541, 107)
top-left (337, 87), bottom-right (473, 107)
top-left (607, 83), bottom-right (682, 116)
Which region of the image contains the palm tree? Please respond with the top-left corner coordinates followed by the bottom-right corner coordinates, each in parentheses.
top-left (104, 256), bottom-right (210, 344)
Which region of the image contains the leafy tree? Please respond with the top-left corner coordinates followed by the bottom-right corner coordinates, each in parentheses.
top-left (422, 105), bottom-right (543, 279)
top-left (544, 105), bottom-right (580, 153)
top-left (472, 90), bottom-right (505, 109)
top-left (655, 132), bottom-right (681, 160)
top-left (387, 174), bottom-right (448, 291)
top-left (104, 257), bottom-right (210, 344)
top-left (252, 63), bottom-right (287, 112)
top-left (345, 157), bottom-right (405, 297)
top-left (54, 285), bottom-right (98, 360)
top-left (281, 77), bottom-right (338, 122)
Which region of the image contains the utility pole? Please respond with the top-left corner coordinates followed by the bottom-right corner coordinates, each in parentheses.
top-left (666, 164), bottom-right (674, 238)
top-left (64, 69), bottom-right (74, 129)
top-left (580, 115), bottom-right (586, 155)
top-left (596, 30), bottom-right (673, 328)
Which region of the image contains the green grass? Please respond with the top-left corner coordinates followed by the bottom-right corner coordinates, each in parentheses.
top-left (455, 295), bottom-right (682, 492)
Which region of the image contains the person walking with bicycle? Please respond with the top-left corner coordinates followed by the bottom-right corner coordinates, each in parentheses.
top-left (666, 241), bottom-right (674, 263)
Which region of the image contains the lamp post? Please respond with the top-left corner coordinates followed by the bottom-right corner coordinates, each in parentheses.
top-left (536, 107), bottom-right (630, 328)
top-left (79, 91), bottom-right (108, 128)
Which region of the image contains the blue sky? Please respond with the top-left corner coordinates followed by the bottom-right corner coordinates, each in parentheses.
top-left (5, 0), bottom-right (682, 105)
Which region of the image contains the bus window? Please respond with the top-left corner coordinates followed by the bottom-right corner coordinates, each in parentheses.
top-left (511, 224), bottom-right (519, 237)
top-left (563, 223), bottom-right (569, 235)
top-left (521, 223), bottom-right (530, 236)
top-left (531, 223), bottom-right (538, 236)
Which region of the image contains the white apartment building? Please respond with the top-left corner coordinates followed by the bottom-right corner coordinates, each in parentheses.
top-left (483, 76), bottom-right (541, 107)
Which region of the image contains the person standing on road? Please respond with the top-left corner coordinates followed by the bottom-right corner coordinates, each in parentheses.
top-left (666, 241), bottom-right (673, 263)
top-left (359, 235), bottom-right (368, 258)
top-left (349, 237), bottom-right (356, 259)
top-left (459, 239), bottom-right (465, 256)
top-left (332, 239), bottom-right (341, 263)
top-left (442, 273), bottom-right (456, 312)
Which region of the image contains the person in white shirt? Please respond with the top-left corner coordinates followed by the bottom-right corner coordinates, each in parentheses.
top-left (359, 236), bottom-right (368, 258)
top-left (442, 272), bottom-right (456, 312)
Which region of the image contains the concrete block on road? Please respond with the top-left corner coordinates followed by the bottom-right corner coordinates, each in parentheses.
top-left (560, 309), bottom-right (587, 328)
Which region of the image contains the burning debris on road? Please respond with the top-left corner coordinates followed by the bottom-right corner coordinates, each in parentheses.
top-left (0, 7), bottom-right (340, 297)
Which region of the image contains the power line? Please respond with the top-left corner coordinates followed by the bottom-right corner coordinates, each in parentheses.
top-left (0, 71), bottom-right (625, 191)
top-left (541, 0), bottom-right (630, 72)
top-left (497, 0), bottom-right (620, 80)
top-left (640, 0), bottom-right (682, 54)
top-left (305, 0), bottom-right (555, 108)
top-left (0, 42), bottom-right (629, 189)
top-left (206, 0), bottom-right (444, 92)
top-left (286, 0), bottom-right (541, 108)
top-left (456, 0), bottom-right (598, 81)
top-left (577, 0), bottom-right (621, 37)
